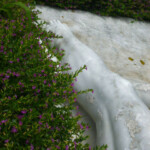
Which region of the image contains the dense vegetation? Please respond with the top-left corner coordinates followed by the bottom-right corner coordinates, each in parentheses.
top-left (0, 0), bottom-right (149, 149)
top-left (0, 0), bottom-right (106, 149)
top-left (35, 0), bottom-right (150, 24)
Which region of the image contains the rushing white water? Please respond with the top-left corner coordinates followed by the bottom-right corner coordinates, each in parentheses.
top-left (32, 5), bottom-right (150, 150)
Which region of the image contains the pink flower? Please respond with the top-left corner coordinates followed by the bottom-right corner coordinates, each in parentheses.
top-left (5, 75), bottom-right (10, 79)
top-left (17, 58), bottom-right (20, 62)
top-left (9, 61), bottom-right (13, 63)
top-left (38, 121), bottom-right (42, 125)
top-left (5, 26), bottom-right (9, 30)
top-left (37, 89), bottom-right (40, 93)
top-left (30, 144), bottom-right (34, 150)
top-left (19, 121), bottom-right (23, 126)
top-left (76, 112), bottom-right (81, 116)
top-left (72, 89), bottom-right (76, 93)
top-left (11, 126), bottom-right (18, 133)
top-left (45, 123), bottom-right (49, 128)
top-left (76, 106), bottom-right (79, 110)
top-left (6, 69), bottom-right (11, 73)
top-left (56, 127), bottom-right (60, 131)
top-left (86, 126), bottom-right (89, 130)
top-left (71, 83), bottom-right (74, 87)
top-left (26, 140), bottom-right (29, 144)
top-left (74, 141), bottom-right (77, 148)
top-left (51, 114), bottom-right (54, 119)
top-left (15, 73), bottom-right (20, 77)
top-left (51, 138), bottom-right (55, 143)
top-left (66, 145), bottom-right (69, 150)
top-left (39, 115), bottom-right (42, 119)
top-left (51, 127), bottom-right (54, 130)
top-left (7, 96), bottom-right (11, 100)
top-left (18, 81), bottom-right (22, 85)
top-left (49, 64), bottom-right (53, 67)
top-left (79, 123), bottom-right (83, 129)
top-left (32, 86), bottom-right (36, 89)
top-left (0, 73), bottom-right (4, 77)
top-left (17, 115), bottom-right (24, 120)
top-left (21, 110), bottom-right (27, 114)
top-left (74, 98), bottom-right (77, 102)
top-left (4, 139), bottom-right (9, 143)
top-left (1, 119), bottom-right (8, 124)
top-left (56, 145), bottom-right (60, 149)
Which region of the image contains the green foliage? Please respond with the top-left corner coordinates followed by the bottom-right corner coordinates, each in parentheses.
top-left (0, 1), bottom-right (33, 29)
top-left (0, 0), bottom-right (108, 149)
top-left (35, 0), bottom-right (150, 24)
top-left (0, 0), bottom-right (91, 149)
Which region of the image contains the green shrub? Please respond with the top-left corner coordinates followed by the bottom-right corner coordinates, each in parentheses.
top-left (0, 0), bottom-right (107, 149)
